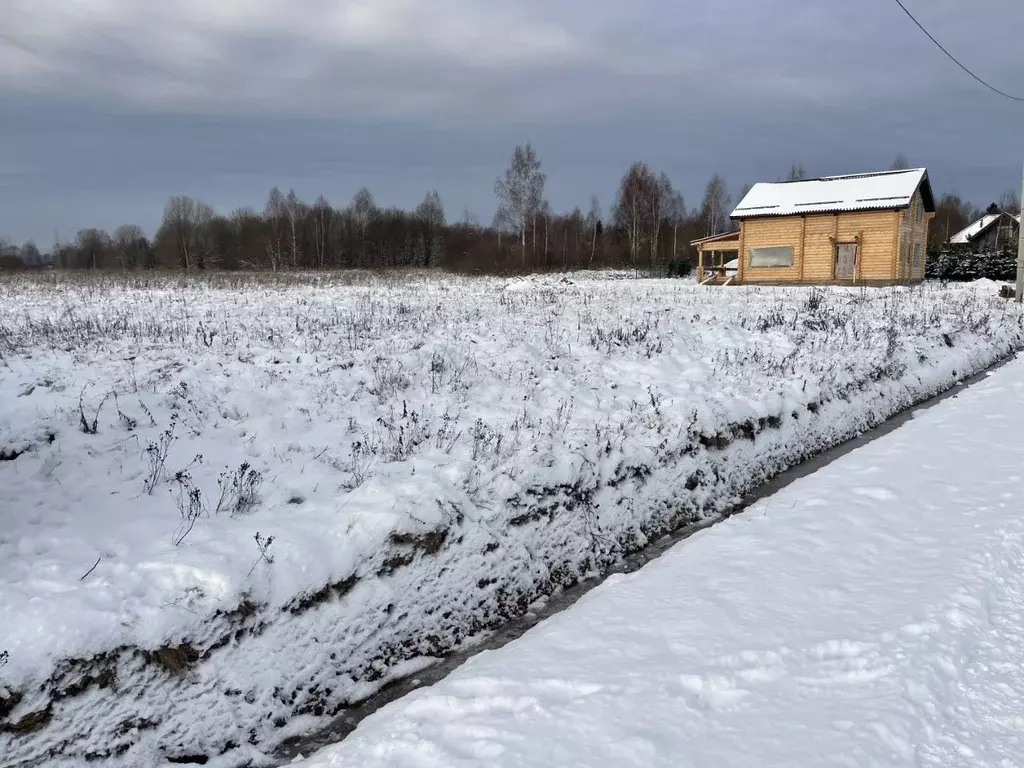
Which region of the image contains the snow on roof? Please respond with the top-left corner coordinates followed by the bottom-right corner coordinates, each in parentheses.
top-left (949, 212), bottom-right (1021, 244)
top-left (731, 168), bottom-right (929, 219)
top-left (950, 214), bottom-right (1001, 244)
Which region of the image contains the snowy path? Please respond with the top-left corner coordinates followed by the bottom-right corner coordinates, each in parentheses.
top-left (298, 356), bottom-right (1024, 768)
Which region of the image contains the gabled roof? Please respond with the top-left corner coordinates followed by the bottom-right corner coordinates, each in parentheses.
top-left (731, 168), bottom-right (934, 219)
top-left (949, 211), bottom-right (1020, 244)
top-left (950, 214), bottom-right (999, 244)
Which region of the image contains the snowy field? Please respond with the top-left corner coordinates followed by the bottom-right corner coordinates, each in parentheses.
top-left (299, 352), bottom-right (1024, 768)
top-left (1, 271), bottom-right (1022, 766)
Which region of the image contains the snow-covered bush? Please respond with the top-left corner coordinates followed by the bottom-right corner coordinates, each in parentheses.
top-left (926, 244), bottom-right (1017, 281)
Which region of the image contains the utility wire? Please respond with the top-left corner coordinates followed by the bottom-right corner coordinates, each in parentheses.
top-left (893, 0), bottom-right (1024, 102)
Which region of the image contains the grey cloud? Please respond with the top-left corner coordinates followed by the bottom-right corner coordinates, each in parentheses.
top-left (0, 0), bottom-right (1022, 245)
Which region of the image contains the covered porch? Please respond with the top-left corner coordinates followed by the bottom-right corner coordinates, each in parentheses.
top-left (691, 231), bottom-right (741, 284)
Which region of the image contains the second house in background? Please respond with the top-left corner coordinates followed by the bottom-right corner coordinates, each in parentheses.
top-left (694, 168), bottom-right (934, 285)
top-left (949, 210), bottom-right (1020, 252)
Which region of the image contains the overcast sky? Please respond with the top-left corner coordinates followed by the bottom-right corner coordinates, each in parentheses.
top-left (1, 0), bottom-right (1022, 246)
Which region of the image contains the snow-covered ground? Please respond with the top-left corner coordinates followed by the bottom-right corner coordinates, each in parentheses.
top-left (0, 271), bottom-right (1021, 765)
top-left (299, 352), bottom-right (1024, 768)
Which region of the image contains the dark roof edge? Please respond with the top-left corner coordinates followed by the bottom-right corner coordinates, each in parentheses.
top-left (690, 230), bottom-right (742, 246)
top-left (917, 171), bottom-right (936, 213)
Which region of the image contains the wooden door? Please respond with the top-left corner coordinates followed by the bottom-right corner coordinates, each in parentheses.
top-left (835, 243), bottom-right (857, 279)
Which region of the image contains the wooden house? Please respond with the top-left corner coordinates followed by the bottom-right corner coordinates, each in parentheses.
top-left (693, 168), bottom-right (935, 285)
top-left (949, 212), bottom-right (1020, 253)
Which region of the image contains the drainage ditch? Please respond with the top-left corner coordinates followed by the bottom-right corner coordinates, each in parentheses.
top-left (272, 351), bottom-right (1020, 764)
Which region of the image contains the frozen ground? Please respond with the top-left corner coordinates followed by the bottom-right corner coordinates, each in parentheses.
top-left (299, 352), bottom-right (1024, 768)
top-left (0, 271), bottom-right (1021, 765)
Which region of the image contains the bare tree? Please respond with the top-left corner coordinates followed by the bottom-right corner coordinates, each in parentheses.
top-left (667, 190), bottom-right (686, 264)
top-left (157, 196), bottom-right (213, 270)
top-left (539, 199), bottom-right (552, 261)
top-left (20, 240), bottom-right (42, 268)
top-left (494, 143), bottom-right (545, 263)
top-left (930, 193), bottom-right (975, 249)
top-left (415, 191), bottom-right (445, 267)
top-left (0, 236), bottom-right (20, 269)
top-left (891, 153), bottom-right (910, 171)
top-left (75, 228), bottom-right (113, 270)
top-left (585, 196), bottom-right (601, 268)
top-left (351, 187), bottom-right (377, 266)
top-left (113, 224), bottom-right (147, 269)
top-left (565, 207), bottom-right (582, 269)
top-left (225, 208), bottom-right (267, 269)
top-left (264, 188), bottom-right (286, 271)
top-left (351, 188), bottom-right (376, 228)
top-left (999, 189), bottom-right (1021, 215)
top-left (649, 173), bottom-right (677, 269)
top-left (787, 163), bottom-right (807, 181)
top-left (700, 174), bottom-right (731, 237)
top-left (285, 189), bottom-right (304, 268)
top-left (311, 195), bottom-right (332, 269)
top-left (614, 162), bottom-right (660, 272)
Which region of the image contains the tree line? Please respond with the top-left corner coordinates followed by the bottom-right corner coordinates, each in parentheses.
top-left (1, 148), bottom-right (1018, 274)
top-left (1, 145), bottom-right (734, 275)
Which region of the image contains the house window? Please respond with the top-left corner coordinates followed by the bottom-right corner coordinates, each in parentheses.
top-left (748, 245), bottom-right (793, 267)
top-left (915, 198), bottom-right (923, 223)
top-left (913, 243), bottom-right (922, 273)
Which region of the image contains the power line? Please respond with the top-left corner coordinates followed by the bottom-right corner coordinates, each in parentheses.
top-left (893, 0), bottom-right (1024, 102)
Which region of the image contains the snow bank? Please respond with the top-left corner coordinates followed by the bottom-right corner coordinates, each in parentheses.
top-left (0, 272), bottom-right (1021, 766)
top-left (298, 354), bottom-right (1024, 768)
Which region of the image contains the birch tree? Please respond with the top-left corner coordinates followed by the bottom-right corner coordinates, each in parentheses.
top-left (667, 191), bottom-right (685, 264)
top-left (351, 187), bottom-right (376, 266)
top-left (567, 207), bottom-right (583, 269)
top-left (539, 199), bottom-right (551, 260)
top-left (285, 189), bottom-right (303, 268)
top-left (264, 187), bottom-right (286, 271)
top-left (649, 173), bottom-right (676, 268)
top-left (311, 195), bottom-right (332, 269)
top-left (614, 162), bottom-right (658, 272)
top-left (494, 143), bottom-right (545, 263)
top-left (787, 163), bottom-right (807, 181)
top-left (492, 207), bottom-right (510, 257)
top-left (699, 174), bottom-right (731, 237)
